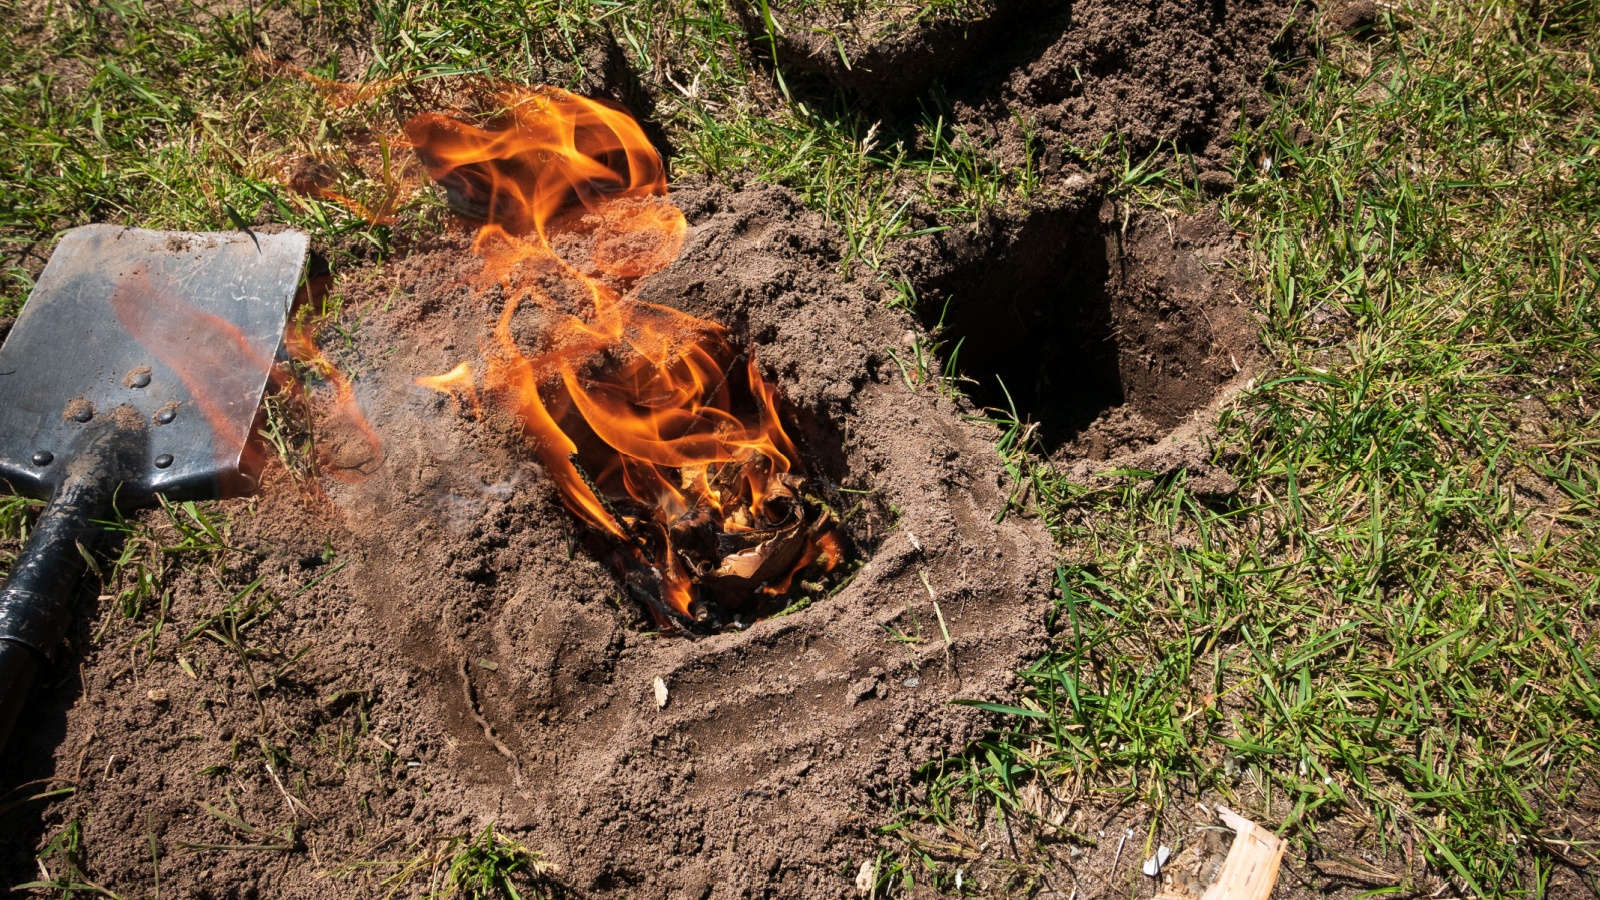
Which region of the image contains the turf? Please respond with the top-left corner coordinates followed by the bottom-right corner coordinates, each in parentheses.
top-left (2, 0), bottom-right (1598, 896)
top-left (890, 1), bottom-right (1600, 895)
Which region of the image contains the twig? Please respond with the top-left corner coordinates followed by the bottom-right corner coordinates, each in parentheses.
top-left (264, 758), bottom-right (314, 822)
top-left (921, 570), bottom-right (953, 667)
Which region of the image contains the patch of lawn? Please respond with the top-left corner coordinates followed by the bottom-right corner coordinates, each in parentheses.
top-left (0, 0), bottom-right (397, 316)
top-left (331, 822), bottom-right (555, 899)
top-left (5, 0), bottom-right (1595, 895)
top-left (890, 0), bottom-right (1600, 895)
top-left (0, 0), bottom-right (1024, 316)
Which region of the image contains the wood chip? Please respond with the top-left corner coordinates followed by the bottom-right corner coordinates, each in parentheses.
top-left (1199, 807), bottom-right (1285, 900)
top-left (653, 676), bottom-right (669, 709)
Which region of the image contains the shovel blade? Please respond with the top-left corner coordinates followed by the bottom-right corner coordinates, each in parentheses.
top-left (0, 225), bottom-right (307, 503)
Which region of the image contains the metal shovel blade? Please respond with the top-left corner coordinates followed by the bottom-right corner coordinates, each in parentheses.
top-left (0, 225), bottom-right (308, 502)
top-left (0, 225), bottom-right (307, 763)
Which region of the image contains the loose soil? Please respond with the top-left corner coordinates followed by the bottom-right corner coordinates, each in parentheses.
top-left (2, 183), bottom-right (1058, 898)
top-left (0, 195), bottom-right (1261, 899)
top-left (0, 1), bottom-right (1293, 896)
top-left (745, 0), bottom-right (1305, 165)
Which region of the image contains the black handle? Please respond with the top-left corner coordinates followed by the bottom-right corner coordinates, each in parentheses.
top-left (0, 469), bottom-right (114, 760)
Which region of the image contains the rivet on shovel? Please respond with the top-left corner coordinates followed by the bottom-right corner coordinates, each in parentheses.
top-left (155, 408), bottom-right (176, 424)
top-left (0, 223), bottom-right (308, 764)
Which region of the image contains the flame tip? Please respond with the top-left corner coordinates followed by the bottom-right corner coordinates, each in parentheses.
top-left (410, 82), bottom-right (838, 629)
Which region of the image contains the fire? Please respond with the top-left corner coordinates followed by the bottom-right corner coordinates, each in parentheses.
top-left (285, 325), bottom-right (385, 481)
top-left (109, 263), bottom-right (279, 483)
top-left (108, 265), bottom-right (383, 489)
top-left (415, 362), bottom-right (481, 416)
top-left (408, 86), bottom-right (842, 629)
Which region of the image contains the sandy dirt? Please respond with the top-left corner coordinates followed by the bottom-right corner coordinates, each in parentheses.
top-left (2, 182), bottom-right (1062, 898)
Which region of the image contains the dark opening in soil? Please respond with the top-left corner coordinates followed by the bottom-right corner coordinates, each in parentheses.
top-left (924, 206), bottom-right (1121, 450)
top-left (559, 380), bottom-right (887, 636)
top-left (921, 201), bottom-right (1254, 459)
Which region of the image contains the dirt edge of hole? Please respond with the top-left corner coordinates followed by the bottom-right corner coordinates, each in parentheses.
top-left (900, 193), bottom-right (1262, 480)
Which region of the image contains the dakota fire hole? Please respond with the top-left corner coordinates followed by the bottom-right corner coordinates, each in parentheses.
top-left (406, 86), bottom-right (854, 632)
top-left (926, 205), bottom-right (1122, 451)
top-left (923, 203), bottom-right (1254, 459)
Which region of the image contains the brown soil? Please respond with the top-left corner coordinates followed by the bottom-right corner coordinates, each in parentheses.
top-left (1, 2), bottom-right (1287, 896)
top-left (733, 0), bottom-right (1034, 104)
top-left (1, 183), bottom-right (1057, 898)
top-left (896, 190), bottom-right (1260, 476)
top-left (746, 0), bottom-right (1305, 163)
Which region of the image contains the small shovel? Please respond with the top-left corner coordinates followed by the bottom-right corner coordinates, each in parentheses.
top-left (0, 224), bottom-right (307, 760)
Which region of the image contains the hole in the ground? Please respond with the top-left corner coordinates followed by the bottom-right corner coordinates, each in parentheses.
top-left (557, 360), bottom-right (888, 635)
top-left (923, 205), bottom-right (1121, 450)
top-left (922, 201), bottom-right (1253, 459)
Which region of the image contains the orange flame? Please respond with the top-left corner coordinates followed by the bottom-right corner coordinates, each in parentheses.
top-left (286, 326), bottom-right (385, 481)
top-left (109, 264), bottom-right (277, 488)
top-left (411, 86), bottom-right (838, 625)
top-left (108, 265), bottom-right (383, 490)
top-left (250, 52), bottom-right (407, 110)
top-left (415, 362), bottom-right (481, 416)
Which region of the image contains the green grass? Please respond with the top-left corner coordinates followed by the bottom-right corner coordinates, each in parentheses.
top-left (3, 0), bottom-right (1599, 896)
top-left (15, 819), bottom-right (122, 899)
top-left (0, 0), bottom-right (395, 314)
top-left (333, 823), bottom-right (555, 900)
top-left (0, 0), bottom-right (1023, 314)
top-left (889, 1), bottom-right (1600, 895)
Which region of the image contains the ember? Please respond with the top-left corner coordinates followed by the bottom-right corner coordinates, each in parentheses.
top-left (409, 86), bottom-right (844, 631)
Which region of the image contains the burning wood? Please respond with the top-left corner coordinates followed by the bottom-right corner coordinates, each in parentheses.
top-left (408, 86), bottom-right (845, 631)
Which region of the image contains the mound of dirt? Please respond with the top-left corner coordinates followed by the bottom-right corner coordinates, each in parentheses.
top-left (748, 0), bottom-right (1303, 163)
top-left (1, 183), bottom-right (1055, 898)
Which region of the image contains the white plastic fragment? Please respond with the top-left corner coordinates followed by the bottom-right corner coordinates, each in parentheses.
top-left (654, 676), bottom-right (669, 709)
top-left (1141, 845), bottom-right (1171, 876)
top-left (1111, 828), bottom-right (1132, 872)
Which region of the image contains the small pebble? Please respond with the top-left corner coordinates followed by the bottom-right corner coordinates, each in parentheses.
top-left (653, 676), bottom-right (669, 709)
top-left (903, 677), bottom-right (920, 688)
top-left (855, 860), bottom-right (875, 894)
top-left (146, 688), bottom-right (169, 704)
top-left (1141, 845), bottom-right (1172, 877)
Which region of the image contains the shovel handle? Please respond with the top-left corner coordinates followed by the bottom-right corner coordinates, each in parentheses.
top-left (0, 471), bottom-right (113, 760)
